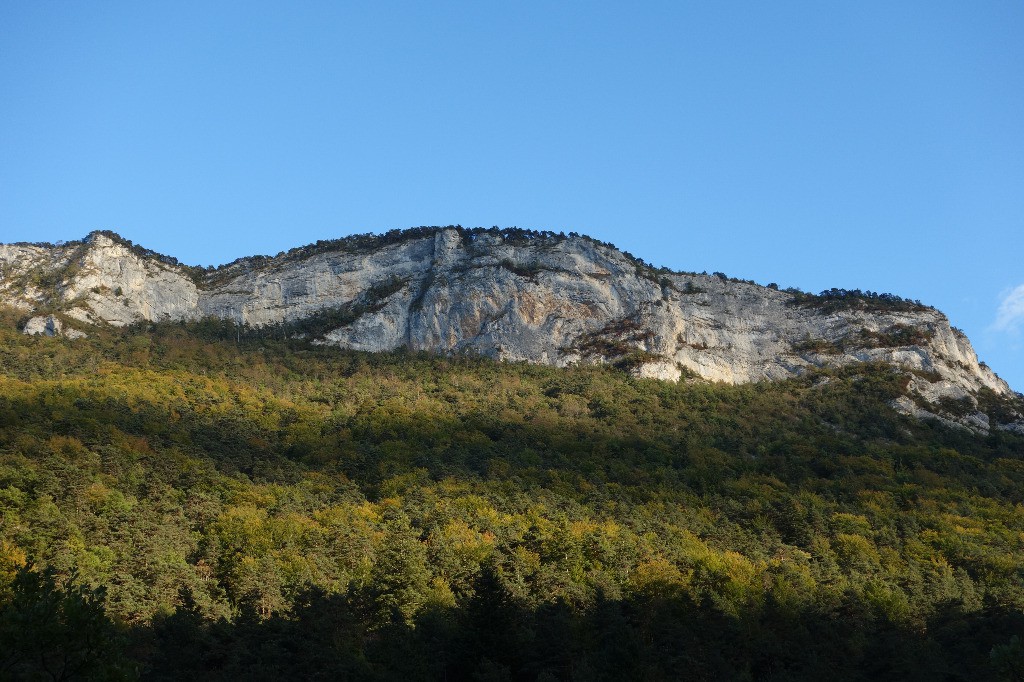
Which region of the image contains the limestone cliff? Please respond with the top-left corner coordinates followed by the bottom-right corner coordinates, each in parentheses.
top-left (1, 228), bottom-right (1019, 431)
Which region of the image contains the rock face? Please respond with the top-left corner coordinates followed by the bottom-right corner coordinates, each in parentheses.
top-left (22, 314), bottom-right (87, 339)
top-left (1, 228), bottom-right (1019, 429)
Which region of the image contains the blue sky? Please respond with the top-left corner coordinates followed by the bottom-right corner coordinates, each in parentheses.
top-left (1, 2), bottom-right (1022, 390)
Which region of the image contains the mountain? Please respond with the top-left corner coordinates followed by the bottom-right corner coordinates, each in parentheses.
top-left (1, 227), bottom-right (1019, 432)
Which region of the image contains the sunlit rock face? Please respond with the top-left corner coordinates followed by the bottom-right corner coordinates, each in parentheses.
top-left (1, 235), bottom-right (199, 327)
top-left (1, 228), bottom-right (1017, 429)
top-left (22, 314), bottom-right (86, 339)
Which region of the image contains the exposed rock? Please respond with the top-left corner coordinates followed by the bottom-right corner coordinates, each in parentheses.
top-left (998, 421), bottom-right (1024, 435)
top-left (0, 227), bottom-right (1017, 430)
top-left (22, 314), bottom-right (86, 339)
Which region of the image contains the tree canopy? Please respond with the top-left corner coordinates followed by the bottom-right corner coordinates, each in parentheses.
top-left (0, 309), bottom-right (1021, 679)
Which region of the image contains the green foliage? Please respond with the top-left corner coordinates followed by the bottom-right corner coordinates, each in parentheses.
top-left (991, 635), bottom-right (1024, 682)
top-left (0, 312), bottom-right (1022, 679)
top-left (789, 288), bottom-right (931, 314)
top-left (792, 324), bottom-right (938, 356)
top-left (498, 258), bottom-right (545, 280)
top-left (565, 315), bottom-right (658, 368)
top-left (792, 335), bottom-right (842, 355)
top-left (849, 323), bottom-right (936, 348)
top-left (0, 565), bottom-right (132, 680)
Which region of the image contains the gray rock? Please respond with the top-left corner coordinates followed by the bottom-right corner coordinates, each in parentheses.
top-left (1, 229), bottom-right (1016, 430)
top-left (22, 314), bottom-right (86, 339)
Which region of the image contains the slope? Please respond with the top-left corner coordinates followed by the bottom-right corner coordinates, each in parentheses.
top-left (0, 314), bottom-right (1022, 679)
top-left (1, 227), bottom-right (1020, 434)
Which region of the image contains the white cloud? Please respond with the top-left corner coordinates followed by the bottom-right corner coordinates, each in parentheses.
top-left (994, 284), bottom-right (1024, 333)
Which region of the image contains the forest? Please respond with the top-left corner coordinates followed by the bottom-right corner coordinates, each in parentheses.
top-left (0, 308), bottom-right (1022, 680)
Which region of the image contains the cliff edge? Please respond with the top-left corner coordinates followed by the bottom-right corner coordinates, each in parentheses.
top-left (2, 227), bottom-right (1019, 432)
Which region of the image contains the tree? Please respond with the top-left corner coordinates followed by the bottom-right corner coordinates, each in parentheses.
top-left (0, 565), bottom-right (131, 680)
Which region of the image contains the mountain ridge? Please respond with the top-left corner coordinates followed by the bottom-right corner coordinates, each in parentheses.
top-left (1, 227), bottom-right (1019, 432)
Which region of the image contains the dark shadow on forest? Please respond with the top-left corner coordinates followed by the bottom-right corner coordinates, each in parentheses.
top-left (6, 562), bottom-right (1022, 681)
top-left (141, 577), bottom-right (1024, 681)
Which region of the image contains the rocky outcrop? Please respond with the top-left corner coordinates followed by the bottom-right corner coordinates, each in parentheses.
top-left (1, 228), bottom-right (1019, 430)
top-left (22, 314), bottom-right (86, 339)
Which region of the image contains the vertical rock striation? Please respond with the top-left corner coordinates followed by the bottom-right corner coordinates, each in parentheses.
top-left (1, 228), bottom-right (1018, 429)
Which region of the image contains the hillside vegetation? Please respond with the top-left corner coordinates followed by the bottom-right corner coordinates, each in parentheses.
top-left (0, 310), bottom-right (1022, 680)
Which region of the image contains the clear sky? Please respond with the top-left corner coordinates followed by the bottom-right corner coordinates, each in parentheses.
top-left (2, 2), bottom-right (1022, 390)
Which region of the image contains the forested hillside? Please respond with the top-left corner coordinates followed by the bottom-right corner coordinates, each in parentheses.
top-left (0, 309), bottom-right (1022, 680)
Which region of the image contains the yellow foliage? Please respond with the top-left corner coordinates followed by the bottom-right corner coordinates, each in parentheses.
top-left (630, 557), bottom-right (687, 593)
top-left (831, 512), bottom-right (873, 536)
top-left (834, 533), bottom-right (881, 571)
top-left (426, 577), bottom-right (457, 608)
top-left (0, 540), bottom-right (27, 595)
